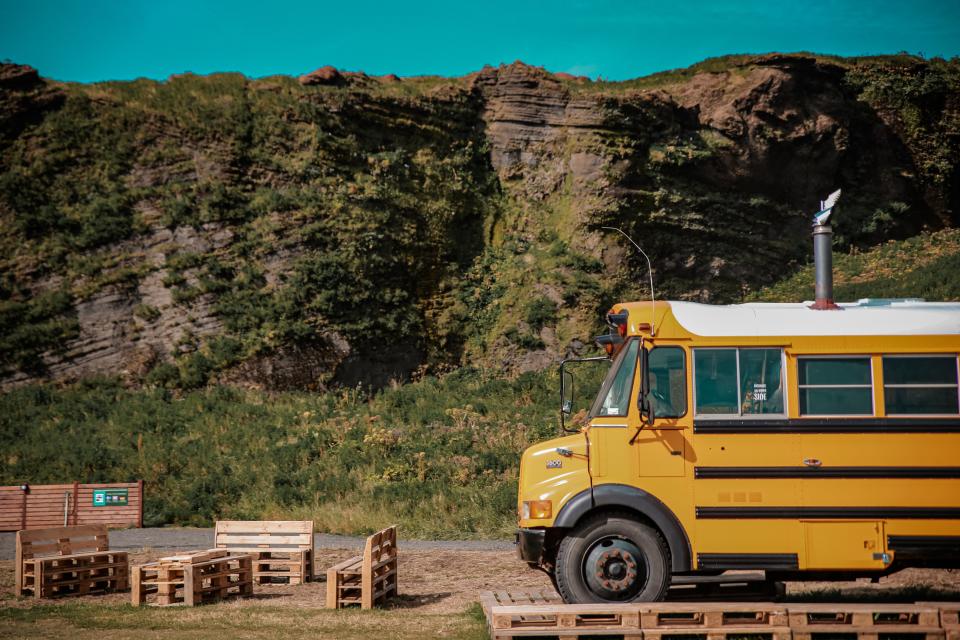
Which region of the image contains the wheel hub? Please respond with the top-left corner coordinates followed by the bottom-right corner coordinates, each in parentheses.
top-left (583, 537), bottom-right (647, 601)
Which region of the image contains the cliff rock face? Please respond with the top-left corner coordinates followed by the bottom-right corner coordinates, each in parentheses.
top-left (1, 56), bottom-right (957, 389)
top-left (0, 64), bottom-right (64, 145)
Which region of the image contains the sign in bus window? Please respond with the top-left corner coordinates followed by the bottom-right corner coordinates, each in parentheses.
top-left (883, 355), bottom-right (960, 415)
top-left (798, 357), bottom-right (873, 415)
top-left (739, 349), bottom-right (783, 414)
top-left (694, 348), bottom-right (785, 417)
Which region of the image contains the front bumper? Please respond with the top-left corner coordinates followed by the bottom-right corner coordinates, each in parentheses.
top-left (515, 528), bottom-right (546, 564)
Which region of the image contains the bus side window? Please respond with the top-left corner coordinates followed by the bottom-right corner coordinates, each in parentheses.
top-left (883, 355), bottom-right (960, 415)
top-left (694, 349), bottom-right (738, 415)
top-left (648, 346), bottom-right (687, 418)
top-left (695, 348), bottom-right (785, 417)
top-left (739, 348), bottom-right (784, 415)
top-left (798, 357), bottom-right (873, 416)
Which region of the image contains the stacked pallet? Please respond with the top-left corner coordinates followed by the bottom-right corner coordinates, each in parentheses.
top-left (23, 551), bottom-right (129, 598)
top-left (131, 550), bottom-right (252, 607)
top-left (935, 602), bottom-right (960, 640)
top-left (789, 603), bottom-right (944, 640)
top-left (480, 592), bottom-right (960, 640)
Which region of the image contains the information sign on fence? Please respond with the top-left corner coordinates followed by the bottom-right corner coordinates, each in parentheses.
top-left (92, 488), bottom-right (129, 507)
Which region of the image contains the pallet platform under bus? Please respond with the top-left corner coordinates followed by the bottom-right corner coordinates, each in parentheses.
top-left (131, 549), bottom-right (252, 607)
top-left (481, 591), bottom-right (791, 640)
top-left (787, 603), bottom-right (947, 640)
top-left (480, 591), bottom-right (960, 640)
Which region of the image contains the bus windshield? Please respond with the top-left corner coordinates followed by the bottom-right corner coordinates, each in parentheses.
top-left (590, 339), bottom-right (639, 418)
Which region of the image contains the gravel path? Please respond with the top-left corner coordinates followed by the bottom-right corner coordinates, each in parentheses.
top-left (0, 527), bottom-right (513, 560)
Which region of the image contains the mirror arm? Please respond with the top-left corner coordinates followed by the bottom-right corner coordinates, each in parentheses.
top-left (559, 356), bottom-right (610, 435)
top-left (630, 340), bottom-right (653, 445)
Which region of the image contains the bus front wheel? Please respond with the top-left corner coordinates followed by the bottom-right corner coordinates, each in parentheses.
top-left (555, 511), bottom-right (670, 603)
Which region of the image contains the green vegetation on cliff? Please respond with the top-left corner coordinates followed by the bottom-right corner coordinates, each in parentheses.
top-left (2, 54), bottom-right (958, 389)
top-left (752, 228), bottom-right (960, 302)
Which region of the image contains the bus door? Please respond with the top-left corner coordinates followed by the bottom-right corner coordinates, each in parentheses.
top-left (690, 347), bottom-right (804, 564)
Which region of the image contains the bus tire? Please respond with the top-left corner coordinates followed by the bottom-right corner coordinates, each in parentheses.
top-left (555, 511), bottom-right (670, 603)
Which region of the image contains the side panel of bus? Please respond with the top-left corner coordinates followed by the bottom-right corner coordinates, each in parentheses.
top-left (684, 342), bottom-right (960, 572)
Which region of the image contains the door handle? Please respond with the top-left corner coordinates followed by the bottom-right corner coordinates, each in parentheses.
top-left (803, 458), bottom-right (822, 468)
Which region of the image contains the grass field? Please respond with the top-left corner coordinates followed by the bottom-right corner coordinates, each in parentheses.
top-left (0, 605), bottom-right (488, 640)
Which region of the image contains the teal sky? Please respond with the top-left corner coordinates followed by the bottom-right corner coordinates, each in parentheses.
top-left (2, 0), bottom-right (959, 83)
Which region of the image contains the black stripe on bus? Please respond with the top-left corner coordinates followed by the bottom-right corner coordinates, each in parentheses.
top-left (697, 553), bottom-right (798, 571)
top-left (694, 418), bottom-right (960, 434)
top-left (696, 507), bottom-right (960, 519)
top-left (888, 535), bottom-right (960, 551)
top-left (695, 466), bottom-right (960, 479)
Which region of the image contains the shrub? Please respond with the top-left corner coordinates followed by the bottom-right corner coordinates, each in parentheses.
top-left (525, 297), bottom-right (557, 330)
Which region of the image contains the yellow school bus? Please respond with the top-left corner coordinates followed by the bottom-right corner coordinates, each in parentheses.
top-left (516, 299), bottom-right (960, 603)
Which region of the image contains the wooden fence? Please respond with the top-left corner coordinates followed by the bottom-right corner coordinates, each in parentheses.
top-left (0, 481), bottom-right (143, 531)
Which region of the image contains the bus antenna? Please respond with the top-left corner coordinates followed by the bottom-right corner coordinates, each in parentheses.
top-left (601, 227), bottom-right (656, 337)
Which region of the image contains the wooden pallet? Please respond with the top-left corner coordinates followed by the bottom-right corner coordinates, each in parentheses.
top-left (481, 590), bottom-right (567, 637)
top-left (481, 593), bottom-right (960, 640)
top-left (791, 625), bottom-right (944, 640)
top-left (641, 602), bottom-right (788, 629)
top-left (25, 551), bottom-right (129, 598)
top-left (919, 601), bottom-right (960, 639)
top-left (789, 603), bottom-right (945, 640)
top-left (131, 549), bottom-right (252, 607)
top-left (645, 628), bottom-right (791, 640)
top-left (481, 592), bottom-right (790, 639)
top-left (788, 603), bottom-right (942, 628)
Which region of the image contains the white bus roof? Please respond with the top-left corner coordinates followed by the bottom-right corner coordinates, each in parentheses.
top-left (669, 299), bottom-right (960, 337)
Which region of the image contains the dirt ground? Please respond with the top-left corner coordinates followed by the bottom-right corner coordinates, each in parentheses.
top-left (0, 548), bottom-right (553, 614)
top-left (1, 548), bottom-right (958, 614)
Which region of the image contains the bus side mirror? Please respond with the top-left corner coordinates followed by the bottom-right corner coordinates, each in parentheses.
top-left (560, 365), bottom-right (575, 432)
top-left (561, 368), bottom-right (574, 415)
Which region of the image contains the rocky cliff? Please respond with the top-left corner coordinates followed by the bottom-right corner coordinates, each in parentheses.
top-left (1, 54), bottom-right (957, 389)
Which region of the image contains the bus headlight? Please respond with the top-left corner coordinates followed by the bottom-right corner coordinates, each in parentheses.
top-left (521, 500), bottom-right (552, 520)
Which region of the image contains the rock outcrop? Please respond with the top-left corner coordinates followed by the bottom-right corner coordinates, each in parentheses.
top-left (1, 55), bottom-right (957, 389)
top-left (0, 63), bottom-right (64, 145)
top-left (299, 65), bottom-right (344, 86)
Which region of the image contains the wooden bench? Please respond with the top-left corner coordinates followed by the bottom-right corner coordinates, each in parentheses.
top-left (214, 520), bottom-right (314, 584)
top-left (326, 525), bottom-right (398, 609)
top-left (16, 524), bottom-right (129, 598)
